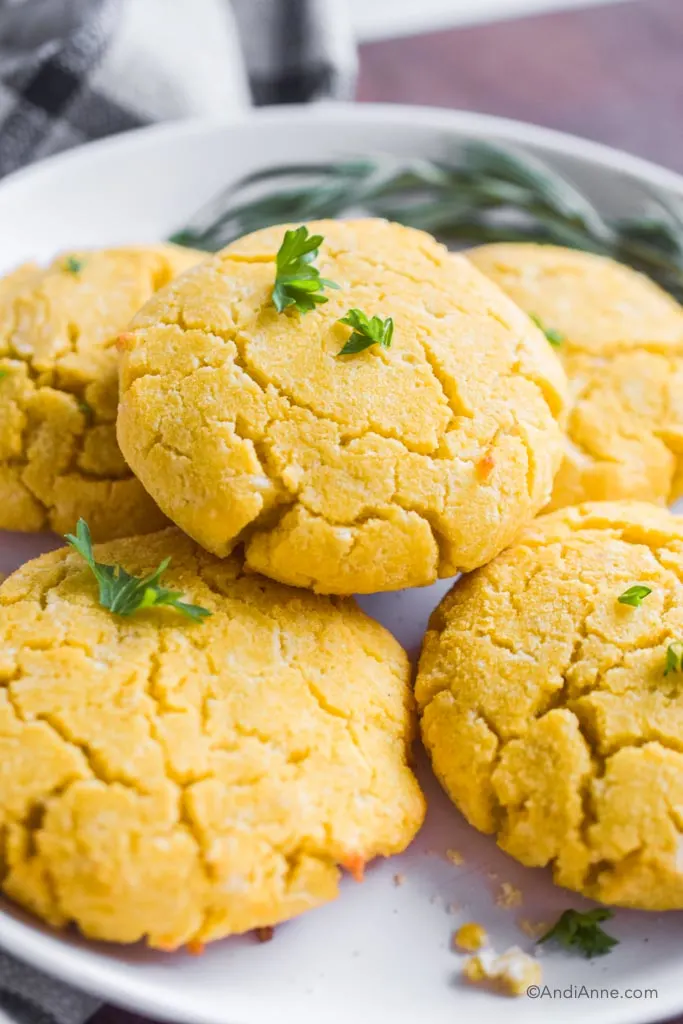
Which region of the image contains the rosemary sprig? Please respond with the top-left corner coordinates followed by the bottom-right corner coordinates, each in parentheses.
top-left (170, 142), bottom-right (683, 303)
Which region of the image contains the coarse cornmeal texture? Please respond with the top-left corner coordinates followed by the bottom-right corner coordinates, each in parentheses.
top-left (417, 500), bottom-right (683, 910)
top-left (468, 243), bottom-right (683, 510)
top-left (0, 245), bottom-right (201, 540)
top-left (117, 219), bottom-right (567, 594)
top-left (0, 528), bottom-right (424, 948)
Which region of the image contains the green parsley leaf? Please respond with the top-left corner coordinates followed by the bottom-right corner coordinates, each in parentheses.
top-left (0, 369), bottom-right (8, 381)
top-left (64, 256), bottom-right (85, 275)
top-left (77, 398), bottom-right (93, 425)
top-left (617, 584), bottom-right (652, 607)
top-left (530, 312), bottom-right (564, 347)
top-left (665, 641), bottom-right (683, 675)
top-left (272, 226), bottom-right (338, 314)
top-left (65, 519), bottom-right (211, 622)
top-left (538, 908), bottom-right (618, 958)
top-left (337, 309), bottom-right (394, 356)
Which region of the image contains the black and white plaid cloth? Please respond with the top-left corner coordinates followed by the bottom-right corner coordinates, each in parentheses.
top-left (0, 0), bottom-right (356, 178)
top-left (0, 3), bottom-right (356, 1020)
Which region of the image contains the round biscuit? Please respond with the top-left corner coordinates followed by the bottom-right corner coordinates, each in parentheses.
top-left (117, 220), bottom-right (567, 593)
top-left (0, 245), bottom-right (201, 539)
top-left (417, 500), bottom-right (683, 910)
top-left (0, 528), bottom-right (424, 947)
top-left (468, 243), bottom-right (683, 510)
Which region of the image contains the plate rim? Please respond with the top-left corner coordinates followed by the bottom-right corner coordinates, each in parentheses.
top-left (1, 101), bottom-right (683, 202)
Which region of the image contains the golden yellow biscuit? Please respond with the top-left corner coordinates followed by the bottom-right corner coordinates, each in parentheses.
top-left (117, 220), bottom-right (567, 594)
top-left (0, 245), bottom-right (201, 540)
top-left (0, 528), bottom-right (424, 948)
top-left (468, 243), bottom-right (683, 510)
top-left (417, 500), bottom-right (683, 910)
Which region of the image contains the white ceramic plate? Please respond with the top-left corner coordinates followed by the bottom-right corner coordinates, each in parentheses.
top-left (1, 104), bottom-right (683, 1024)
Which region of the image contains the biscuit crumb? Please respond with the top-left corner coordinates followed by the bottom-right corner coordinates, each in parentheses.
top-left (446, 848), bottom-right (464, 866)
top-left (518, 918), bottom-right (548, 940)
top-left (496, 882), bottom-right (523, 909)
top-left (255, 927), bottom-right (274, 943)
top-left (393, 873), bottom-right (406, 887)
top-left (463, 945), bottom-right (542, 997)
top-left (447, 902), bottom-right (461, 915)
top-left (454, 922), bottom-right (488, 952)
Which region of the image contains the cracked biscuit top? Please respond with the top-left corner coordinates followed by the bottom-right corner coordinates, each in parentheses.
top-left (117, 219), bottom-right (567, 594)
top-left (0, 245), bottom-right (201, 540)
top-left (468, 243), bottom-right (683, 511)
top-left (417, 500), bottom-right (683, 910)
top-left (0, 527), bottom-right (424, 948)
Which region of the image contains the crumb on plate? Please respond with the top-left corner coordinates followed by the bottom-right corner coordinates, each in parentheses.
top-left (496, 882), bottom-right (523, 909)
top-left (453, 922), bottom-right (488, 952)
top-left (518, 918), bottom-right (549, 940)
top-left (463, 945), bottom-right (542, 997)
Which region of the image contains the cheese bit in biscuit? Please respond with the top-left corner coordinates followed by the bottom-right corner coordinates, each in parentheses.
top-left (538, 908), bottom-right (618, 958)
top-left (341, 853), bottom-right (366, 882)
top-left (65, 518), bottom-right (211, 621)
top-left (272, 225), bottom-right (338, 313)
top-left (337, 309), bottom-right (394, 355)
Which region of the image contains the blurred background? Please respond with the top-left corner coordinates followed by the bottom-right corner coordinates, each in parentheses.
top-left (0, 0), bottom-right (680, 179)
top-left (356, 0), bottom-right (681, 170)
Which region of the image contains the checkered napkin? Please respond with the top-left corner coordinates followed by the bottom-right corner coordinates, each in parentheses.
top-left (0, 952), bottom-right (99, 1024)
top-left (0, 2), bottom-right (356, 1022)
top-left (0, 0), bottom-right (356, 178)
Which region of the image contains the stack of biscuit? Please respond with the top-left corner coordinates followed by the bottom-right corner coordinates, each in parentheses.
top-left (1, 216), bottom-right (682, 955)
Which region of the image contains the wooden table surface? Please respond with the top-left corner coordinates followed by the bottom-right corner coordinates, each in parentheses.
top-left (358, 0), bottom-right (683, 172)
top-left (95, 2), bottom-right (683, 1023)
